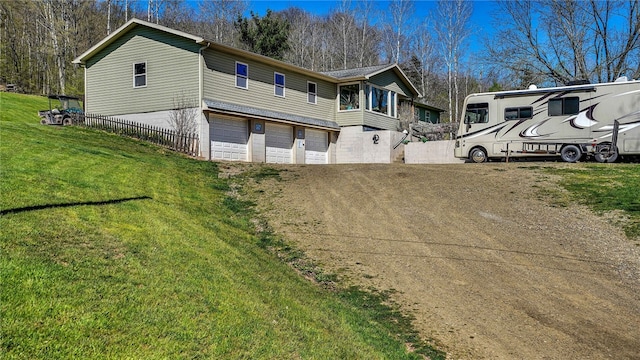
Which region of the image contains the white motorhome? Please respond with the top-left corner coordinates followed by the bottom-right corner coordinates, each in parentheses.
top-left (454, 78), bottom-right (640, 163)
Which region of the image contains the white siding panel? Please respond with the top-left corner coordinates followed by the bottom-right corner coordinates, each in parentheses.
top-left (305, 129), bottom-right (328, 164)
top-left (266, 123), bottom-right (293, 164)
top-left (210, 118), bottom-right (248, 161)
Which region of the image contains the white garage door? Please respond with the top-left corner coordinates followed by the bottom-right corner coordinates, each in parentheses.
top-left (266, 123), bottom-right (293, 164)
top-left (305, 129), bottom-right (328, 164)
top-left (210, 117), bottom-right (248, 161)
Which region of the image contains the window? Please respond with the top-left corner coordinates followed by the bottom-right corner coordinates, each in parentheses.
top-left (372, 87), bottom-right (388, 114)
top-left (236, 62), bottom-right (248, 89)
top-left (307, 81), bottom-right (317, 104)
top-left (464, 103), bottom-right (489, 124)
top-left (133, 62), bottom-right (146, 88)
top-left (505, 106), bottom-right (533, 120)
top-left (274, 72), bottom-right (285, 97)
top-left (416, 108), bottom-right (432, 122)
top-left (365, 84), bottom-right (396, 117)
top-left (548, 97), bottom-right (579, 116)
top-left (339, 84), bottom-right (359, 110)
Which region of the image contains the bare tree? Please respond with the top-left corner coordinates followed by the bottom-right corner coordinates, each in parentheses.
top-left (487, 0), bottom-right (640, 85)
top-left (407, 19), bottom-right (440, 101)
top-left (281, 7), bottom-right (313, 68)
top-left (354, 0), bottom-right (378, 67)
top-left (197, 0), bottom-right (247, 46)
top-left (434, 0), bottom-right (472, 122)
top-left (387, 0), bottom-right (414, 64)
top-left (327, 0), bottom-right (356, 70)
top-left (168, 91), bottom-right (199, 138)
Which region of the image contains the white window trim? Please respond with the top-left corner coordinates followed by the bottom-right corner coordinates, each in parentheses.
top-left (365, 83), bottom-right (397, 118)
top-left (235, 61), bottom-right (249, 90)
top-left (274, 72), bottom-right (285, 98)
top-left (133, 61), bottom-right (147, 88)
top-left (338, 82), bottom-right (360, 112)
top-left (307, 81), bottom-right (317, 105)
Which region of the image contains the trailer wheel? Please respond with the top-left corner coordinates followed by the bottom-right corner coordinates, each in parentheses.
top-left (62, 116), bottom-right (72, 126)
top-left (594, 143), bottom-right (618, 163)
top-left (470, 147), bottom-right (487, 163)
top-left (560, 145), bottom-right (581, 163)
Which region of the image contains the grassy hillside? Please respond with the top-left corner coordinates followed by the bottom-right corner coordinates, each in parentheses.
top-left (0, 92), bottom-right (437, 359)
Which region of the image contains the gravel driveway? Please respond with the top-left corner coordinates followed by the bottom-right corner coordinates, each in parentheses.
top-left (238, 163), bottom-right (640, 359)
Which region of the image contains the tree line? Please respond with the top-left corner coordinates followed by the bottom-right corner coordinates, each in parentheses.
top-left (1, 0), bottom-right (639, 122)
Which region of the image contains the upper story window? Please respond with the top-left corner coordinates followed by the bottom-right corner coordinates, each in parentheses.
top-left (365, 84), bottom-right (396, 117)
top-left (339, 84), bottom-right (359, 110)
top-left (274, 72), bottom-right (285, 97)
top-left (133, 62), bottom-right (146, 88)
top-left (236, 62), bottom-right (248, 89)
top-left (548, 97), bottom-right (579, 116)
top-left (464, 103), bottom-right (489, 124)
top-left (307, 81), bottom-right (317, 104)
top-left (505, 106), bottom-right (533, 120)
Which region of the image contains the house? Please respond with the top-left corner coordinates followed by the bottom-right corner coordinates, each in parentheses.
top-left (414, 102), bottom-right (444, 124)
top-left (72, 18), bottom-right (421, 164)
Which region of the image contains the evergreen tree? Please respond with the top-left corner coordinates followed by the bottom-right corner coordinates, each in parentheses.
top-left (235, 10), bottom-right (290, 60)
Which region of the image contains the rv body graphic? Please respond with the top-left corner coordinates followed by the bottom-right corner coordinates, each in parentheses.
top-left (454, 79), bottom-right (640, 162)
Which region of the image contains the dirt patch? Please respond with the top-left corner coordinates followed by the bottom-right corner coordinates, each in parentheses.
top-left (242, 163), bottom-right (640, 359)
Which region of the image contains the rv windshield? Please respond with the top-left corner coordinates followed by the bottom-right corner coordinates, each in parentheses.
top-left (464, 103), bottom-right (488, 124)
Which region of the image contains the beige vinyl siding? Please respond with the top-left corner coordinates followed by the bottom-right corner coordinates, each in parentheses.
top-left (363, 111), bottom-right (400, 130)
top-left (85, 26), bottom-right (200, 115)
top-left (368, 71), bottom-right (412, 98)
top-left (202, 49), bottom-right (335, 122)
top-left (336, 109), bottom-right (363, 126)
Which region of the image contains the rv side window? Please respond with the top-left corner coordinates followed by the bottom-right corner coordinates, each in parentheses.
top-left (548, 97), bottom-right (580, 116)
top-left (505, 106), bottom-right (532, 120)
top-left (464, 103), bottom-right (488, 124)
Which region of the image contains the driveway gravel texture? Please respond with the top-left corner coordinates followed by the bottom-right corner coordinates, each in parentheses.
top-left (231, 162), bottom-right (640, 359)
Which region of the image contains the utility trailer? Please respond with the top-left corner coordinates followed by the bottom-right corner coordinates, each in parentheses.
top-left (38, 95), bottom-right (83, 125)
top-left (454, 78), bottom-right (640, 163)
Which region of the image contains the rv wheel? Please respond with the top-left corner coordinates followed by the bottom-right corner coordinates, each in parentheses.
top-left (470, 147), bottom-right (487, 163)
top-left (594, 143), bottom-right (618, 163)
top-left (560, 145), bottom-right (581, 163)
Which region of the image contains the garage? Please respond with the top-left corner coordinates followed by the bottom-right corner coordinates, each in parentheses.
top-left (266, 123), bottom-right (293, 163)
top-left (210, 117), bottom-right (248, 161)
top-left (305, 129), bottom-right (329, 164)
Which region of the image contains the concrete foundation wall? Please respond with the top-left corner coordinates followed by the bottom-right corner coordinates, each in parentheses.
top-left (336, 126), bottom-right (406, 163)
top-left (405, 140), bottom-right (465, 164)
top-left (118, 110), bottom-right (174, 129)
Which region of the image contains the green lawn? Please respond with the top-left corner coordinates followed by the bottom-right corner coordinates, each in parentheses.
top-left (0, 92), bottom-right (439, 359)
top-left (544, 164), bottom-right (640, 239)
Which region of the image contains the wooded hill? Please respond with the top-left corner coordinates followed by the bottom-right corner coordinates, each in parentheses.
top-left (2, 0), bottom-right (639, 122)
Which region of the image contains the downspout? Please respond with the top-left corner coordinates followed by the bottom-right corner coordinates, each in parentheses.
top-left (199, 43), bottom-right (210, 160)
top-left (82, 64), bottom-right (87, 112)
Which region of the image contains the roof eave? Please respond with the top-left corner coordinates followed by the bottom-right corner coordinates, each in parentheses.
top-left (390, 65), bottom-right (422, 98)
top-left (343, 64), bottom-right (422, 98)
top-left (73, 18), bottom-right (205, 65)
